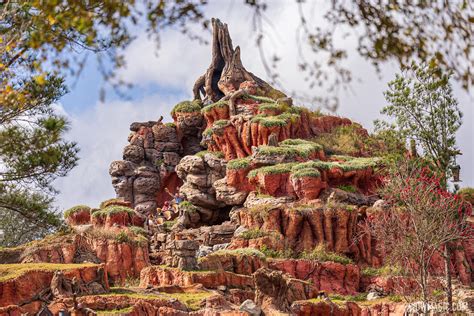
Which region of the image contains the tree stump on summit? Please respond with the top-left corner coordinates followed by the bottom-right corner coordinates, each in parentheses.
top-left (193, 18), bottom-right (286, 104)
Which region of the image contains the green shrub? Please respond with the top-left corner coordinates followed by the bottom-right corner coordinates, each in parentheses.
top-left (291, 168), bottom-right (321, 179)
top-left (312, 124), bottom-right (365, 155)
top-left (202, 128), bottom-right (213, 137)
top-left (99, 198), bottom-right (129, 209)
top-left (247, 163), bottom-right (297, 178)
top-left (92, 205), bottom-right (134, 218)
top-left (258, 139), bottom-right (322, 159)
top-left (115, 231), bottom-right (130, 243)
top-left (258, 103), bottom-right (279, 112)
top-left (129, 226), bottom-right (147, 237)
top-left (247, 203), bottom-right (277, 220)
top-left (164, 122), bottom-right (176, 128)
top-left (163, 220), bottom-right (177, 232)
top-left (64, 205), bottom-right (91, 218)
top-left (338, 184), bottom-right (357, 193)
top-left (201, 100), bottom-right (228, 113)
top-left (195, 150), bottom-right (224, 159)
top-left (301, 244), bottom-right (353, 265)
top-left (227, 157), bottom-right (252, 170)
top-left (171, 100), bottom-right (202, 115)
top-left (361, 265), bottom-right (403, 277)
top-left (214, 119), bottom-right (230, 128)
top-left (208, 248), bottom-right (266, 259)
top-left (240, 229), bottom-right (268, 240)
top-left (259, 245), bottom-right (296, 258)
top-left (330, 293), bottom-right (367, 302)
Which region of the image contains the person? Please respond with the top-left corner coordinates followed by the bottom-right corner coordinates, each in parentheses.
top-left (162, 201), bottom-right (171, 212)
top-left (174, 192), bottom-right (183, 204)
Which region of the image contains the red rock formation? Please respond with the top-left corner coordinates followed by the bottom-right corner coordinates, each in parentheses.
top-left (49, 294), bottom-right (189, 315)
top-left (198, 251), bottom-right (267, 275)
top-left (0, 264), bottom-right (108, 314)
top-left (253, 267), bottom-right (318, 313)
top-left (65, 208), bottom-right (91, 226)
top-left (291, 300), bottom-right (406, 316)
top-left (1, 233), bottom-right (149, 285)
top-left (235, 207), bottom-right (358, 253)
top-left (139, 266), bottom-right (253, 290)
top-left (269, 259), bottom-right (360, 295)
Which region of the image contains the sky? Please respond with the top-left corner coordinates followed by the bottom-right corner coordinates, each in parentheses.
top-left (53, 1), bottom-right (474, 211)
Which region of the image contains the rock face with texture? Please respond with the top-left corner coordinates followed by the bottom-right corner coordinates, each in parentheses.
top-left (253, 267), bottom-right (317, 313)
top-left (0, 264), bottom-right (108, 314)
top-left (176, 153), bottom-right (229, 225)
top-left (110, 117), bottom-right (204, 215)
top-left (0, 232), bottom-right (149, 285)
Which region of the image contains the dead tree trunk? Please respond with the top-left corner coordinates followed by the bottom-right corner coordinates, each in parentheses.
top-left (193, 18), bottom-right (285, 103)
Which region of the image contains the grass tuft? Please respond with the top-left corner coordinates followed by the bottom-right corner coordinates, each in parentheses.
top-left (64, 205), bottom-right (90, 218)
top-left (91, 205), bottom-right (134, 218)
top-left (171, 100), bottom-right (202, 115)
top-left (300, 244), bottom-right (353, 265)
top-left (195, 150), bottom-right (224, 159)
top-left (227, 157), bottom-right (252, 170)
top-left (201, 100), bottom-right (228, 113)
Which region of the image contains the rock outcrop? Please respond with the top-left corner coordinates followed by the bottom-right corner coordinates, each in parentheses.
top-left (2, 18), bottom-right (473, 316)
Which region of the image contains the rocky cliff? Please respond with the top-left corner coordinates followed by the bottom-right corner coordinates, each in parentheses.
top-left (0, 18), bottom-right (473, 316)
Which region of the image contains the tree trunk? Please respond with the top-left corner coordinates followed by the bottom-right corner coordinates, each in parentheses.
top-left (193, 18), bottom-right (285, 104)
top-left (444, 243), bottom-right (453, 314)
top-left (420, 261), bottom-right (429, 316)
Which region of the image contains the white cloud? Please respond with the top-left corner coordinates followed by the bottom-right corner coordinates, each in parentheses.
top-left (56, 1), bottom-right (474, 210)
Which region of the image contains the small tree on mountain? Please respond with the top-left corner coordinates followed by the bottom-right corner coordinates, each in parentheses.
top-left (0, 75), bottom-right (79, 246)
top-left (380, 62), bottom-right (462, 186)
top-left (378, 64), bottom-right (464, 313)
top-left (369, 162), bottom-right (472, 315)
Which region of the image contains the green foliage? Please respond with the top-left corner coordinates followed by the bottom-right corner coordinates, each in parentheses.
top-left (257, 139), bottom-right (322, 159)
top-left (300, 244), bottom-right (353, 265)
top-left (338, 185), bottom-right (357, 193)
top-left (259, 245), bottom-right (296, 259)
top-left (202, 128), bottom-right (213, 137)
top-left (171, 100), bottom-right (202, 115)
top-left (380, 63), bottom-right (462, 184)
top-left (129, 226), bottom-right (147, 237)
top-left (251, 112), bottom-right (300, 127)
top-left (0, 75), bottom-right (78, 247)
top-left (115, 231), bottom-right (130, 243)
top-left (361, 265), bottom-right (403, 277)
top-left (290, 168), bottom-right (321, 179)
top-left (331, 156), bottom-right (382, 172)
top-left (330, 293), bottom-right (367, 302)
top-left (208, 248), bottom-right (266, 259)
top-left (201, 100), bottom-right (228, 113)
top-left (227, 157), bottom-right (251, 170)
top-left (213, 119), bottom-right (230, 128)
top-left (63, 205), bottom-right (91, 218)
top-left (312, 124), bottom-right (365, 155)
top-left (0, 185), bottom-right (65, 247)
top-left (258, 103), bottom-right (279, 112)
top-left (240, 229), bottom-right (268, 240)
top-left (164, 122), bottom-right (176, 128)
top-left (91, 206), bottom-right (134, 218)
top-left (0, 263), bottom-right (97, 282)
top-left (195, 150), bottom-right (224, 159)
top-left (99, 198), bottom-right (129, 209)
top-left (163, 220), bottom-right (177, 232)
top-left (248, 163), bottom-right (297, 178)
